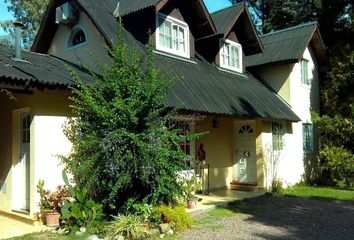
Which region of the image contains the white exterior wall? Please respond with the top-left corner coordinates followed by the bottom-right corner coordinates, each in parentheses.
top-left (31, 116), bottom-right (71, 215)
top-left (259, 46), bottom-right (320, 187)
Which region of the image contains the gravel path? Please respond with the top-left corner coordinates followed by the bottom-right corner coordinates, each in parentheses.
top-left (179, 195), bottom-right (354, 240)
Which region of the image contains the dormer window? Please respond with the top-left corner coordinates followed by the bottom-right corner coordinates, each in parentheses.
top-left (219, 40), bottom-right (242, 73)
top-left (67, 26), bottom-right (87, 50)
top-left (156, 13), bottom-right (190, 58)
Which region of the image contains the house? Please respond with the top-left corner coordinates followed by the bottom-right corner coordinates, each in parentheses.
top-left (0, 0), bottom-right (328, 219)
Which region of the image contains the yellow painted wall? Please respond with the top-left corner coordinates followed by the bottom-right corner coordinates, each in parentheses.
top-left (256, 64), bottom-right (293, 105)
top-left (195, 117), bottom-right (265, 190)
top-left (195, 117), bottom-right (234, 190)
top-left (0, 93), bottom-right (34, 213)
top-left (0, 90), bottom-right (72, 216)
top-left (255, 120), bottom-right (264, 188)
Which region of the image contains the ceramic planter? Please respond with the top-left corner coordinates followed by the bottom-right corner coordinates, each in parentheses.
top-left (44, 211), bottom-right (61, 227)
top-left (187, 197), bottom-right (198, 209)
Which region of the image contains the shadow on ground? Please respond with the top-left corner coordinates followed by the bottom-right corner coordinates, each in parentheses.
top-left (222, 194), bottom-right (354, 240)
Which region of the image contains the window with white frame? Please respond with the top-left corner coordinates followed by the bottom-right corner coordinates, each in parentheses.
top-left (272, 123), bottom-right (284, 151)
top-left (219, 39), bottom-right (242, 72)
top-left (301, 59), bottom-right (310, 86)
top-left (156, 13), bottom-right (189, 58)
top-left (303, 123), bottom-right (313, 152)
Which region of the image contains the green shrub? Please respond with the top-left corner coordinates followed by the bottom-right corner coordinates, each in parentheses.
top-left (105, 214), bottom-right (145, 240)
top-left (60, 21), bottom-right (191, 214)
top-left (61, 188), bottom-right (104, 230)
top-left (151, 205), bottom-right (193, 231)
top-left (271, 178), bottom-right (283, 194)
top-left (320, 145), bottom-right (354, 189)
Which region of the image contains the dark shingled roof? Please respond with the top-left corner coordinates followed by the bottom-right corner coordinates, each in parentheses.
top-left (0, 46), bottom-right (92, 87)
top-left (157, 54), bottom-right (299, 121)
top-left (246, 22), bottom-right (318, 67)
top-left (2, 0), bottom-right (300, 121)
top-left (211, 3), bottom-right (244, 34)
top-left (118, 0), bottom-right (160, 16)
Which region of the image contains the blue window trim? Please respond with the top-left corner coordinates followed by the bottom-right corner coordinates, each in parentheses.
top-left (65, 24), bottom-right (88, 52)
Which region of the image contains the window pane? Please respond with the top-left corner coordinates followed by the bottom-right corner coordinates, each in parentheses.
top-left (303, 124), bottom-right (313, 151)
top-left (272, 123), bottom-right (284, 151)
top-left (301, 60), bottom-right (309, 85)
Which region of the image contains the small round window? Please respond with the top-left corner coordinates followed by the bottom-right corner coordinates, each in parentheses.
top-left (67, 27), bottom-right (87, 49)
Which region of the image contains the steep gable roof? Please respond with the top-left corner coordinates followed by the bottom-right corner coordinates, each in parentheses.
top-left (211, 3), bottom-right (244, 35)
top-left (211, 3), bottom-right (263, 55)
top-left (246, 22), bottom-right (329, 68)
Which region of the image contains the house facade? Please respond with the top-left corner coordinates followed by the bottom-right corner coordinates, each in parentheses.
top-left (0, 0), bottom-right (328, 219)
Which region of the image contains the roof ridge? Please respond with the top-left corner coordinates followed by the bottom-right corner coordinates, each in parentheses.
top-left (210, 2), bottom-right (243, 15)
top-left (261, 21), bottom-right (318, 37)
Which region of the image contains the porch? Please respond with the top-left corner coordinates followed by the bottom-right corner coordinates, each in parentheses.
top-left (186, 188), bottom-right (265, 216)
top-left (0, 212), bottom-right (47, 239)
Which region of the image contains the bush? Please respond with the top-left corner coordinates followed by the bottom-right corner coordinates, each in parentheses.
top-left (60, 187), bottom-right (104, 230)
top-left (61, 21), bottom-right (190, 214)
top-left (320, 145), bottom-right (354, 189)
top-left (271, 178), bottom-right (283, 194)
top-left (151, 205), bottom-right (193, 231)
top-left (105, 214), bottom-right (145, 240)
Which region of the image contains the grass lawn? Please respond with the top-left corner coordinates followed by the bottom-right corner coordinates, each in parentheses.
top-left (280, 184), bottom-right (354, 201)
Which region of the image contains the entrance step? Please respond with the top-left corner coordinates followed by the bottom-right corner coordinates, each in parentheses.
top-left (230, 181), bottom-right (258, 192)
top-left (0, 210), bottom-right (39, 226)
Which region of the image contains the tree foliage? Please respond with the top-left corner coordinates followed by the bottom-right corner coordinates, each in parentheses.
top-left (1, 0), bottom-right (50, 48)
top-left (229, 0), bottom-right (353, 53)
top-left (61, 25), bottom-right (190, 214)
top-left (230, 0), bottom-right (318, 34)
top-left (313, 51), bottom-right (354, 188)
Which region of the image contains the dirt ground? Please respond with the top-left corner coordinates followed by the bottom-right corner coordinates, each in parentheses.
top-left (180, 195), bottom-right (354, 240)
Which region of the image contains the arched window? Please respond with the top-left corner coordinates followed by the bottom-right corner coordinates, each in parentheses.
top-left (67, 26), bottom-right (87, 49)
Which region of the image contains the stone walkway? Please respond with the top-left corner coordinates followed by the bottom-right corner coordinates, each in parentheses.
top-left (187, 189), bottom-right (265, 216)
top-left (0, 214), bottom-right (47, 239)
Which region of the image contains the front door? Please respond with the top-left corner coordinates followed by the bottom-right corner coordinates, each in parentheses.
top-left (13, 111), bottom-right (31, 212)
top-left (235, 121), bottom-right (257, 183)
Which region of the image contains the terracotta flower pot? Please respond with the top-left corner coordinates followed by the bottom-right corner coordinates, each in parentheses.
top-left (187, 198), bottom-right (198, 209)
top-left (44, 211), bottom-right (61, 227)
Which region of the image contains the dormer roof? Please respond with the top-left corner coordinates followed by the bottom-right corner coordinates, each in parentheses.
top-left (246, 22), bottom-right (329, 69)
top-left (211, 3), bottom-right (244, 35)
top-left (28, 0), bottom-right (301, 122)
top-left (211, 3), bottom-right (263, 55)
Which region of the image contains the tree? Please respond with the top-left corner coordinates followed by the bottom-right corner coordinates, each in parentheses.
top-left (313, 50), bottom-right (354, 188)
top-left (1, 0), bottom-right (50, 48)
top-left (61, 25), bottom-right (191, 214)
top-left (229, 0), bottom-right (318, 34)
top-left (229, 0), bottom-right (352, 51)
top-left (0, 35), bottom-right (14, 48)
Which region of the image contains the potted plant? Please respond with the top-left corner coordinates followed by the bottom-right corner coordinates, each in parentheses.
top-left (185, 175), bottom-right (198, 209)
top-left (177, 170), bottom-right (198, 209)
top-left (37, 180), bottom-right (70, 227)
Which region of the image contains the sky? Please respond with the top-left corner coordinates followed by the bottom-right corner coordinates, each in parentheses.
top-left (0, 0), bottom-right (232, 36)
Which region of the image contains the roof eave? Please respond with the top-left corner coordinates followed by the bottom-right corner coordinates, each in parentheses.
top-left (222, 4), bottom-right (263, 53)
top-left (31, 0), bottom-right (56, 53)
top-left (156, 0), bottom-right (217, 36)
top-left (298, 23), bottom-right (329, 67)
